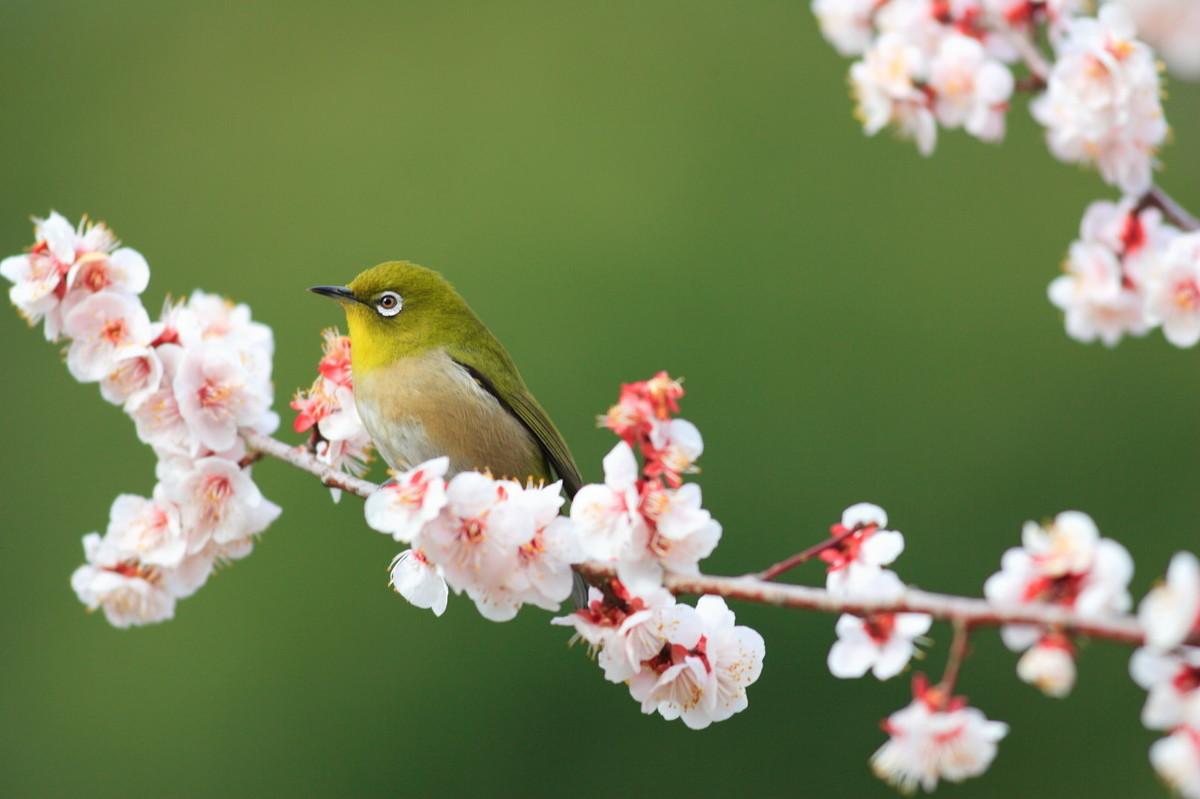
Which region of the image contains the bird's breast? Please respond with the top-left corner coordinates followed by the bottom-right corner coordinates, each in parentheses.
top-left (354, 348), bottom-right (547, 483)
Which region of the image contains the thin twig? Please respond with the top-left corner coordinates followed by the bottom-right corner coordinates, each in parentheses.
top-left (241, 429), bottom-right (1172, 648)
top-left (756, 526), bottom-right (858, 581)
top-left (937, 619), bottom-right (972, 698)
top-left (1138, 186), bottom-right (1200, 233)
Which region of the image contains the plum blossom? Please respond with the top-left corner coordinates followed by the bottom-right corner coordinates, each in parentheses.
top-left (63, 291), bottom-right (152, 382)
top-left (571, 442), bottom-right (647, 561)
top-left (1048, 239), bottom-right (1148, 346)
top-left (627, 595), bottom-right (765, 730)
top-left (161, 456), bottom-right (281, 556)
top-left (1116, 0), bottom-right (1200, 79)
top-left (553, 582), bottom-right (679, 681)
top-left (174, 343), bottom-right (275, 453)
top-left (364, 457), bottom-right (450, 542)
top-left (1145, 233), bottom-right (1200, 347)
top-left (871, 676), bottom-right (1009, 793)
top-left (927, 33), bottom-right (1015, 142)
top-left (389, 549), bottom-right (449, 617)
top-left (1031, 5), bottom-right (1168, 193)
top-left (1139, 551), bottom-right (1200, 650)
top-left (99, 347), bottom-right (163, 410)
top-left (851, 32), bottom-right (937, 156)
top-left (70, 533), bottom-right (176, 628)
top-left (1130, 646), bottom-right (1200, 729)
top-left (812, 0), bottom-right (877, 56)
top-left (985, 511), bottom-right (1133, 652)
top-left (129, 344), bottom-right (194, 457)
top-left (1016, 634), bottom-right (1076, 697)
top-left (828, 612), bottom-right (932, 680)
top-left (104, 493), bottom-right (188, 569)
top-left (823, 503), bottom-right (907, 601)
top-left (1150, 720), bottom-right (1200, 799)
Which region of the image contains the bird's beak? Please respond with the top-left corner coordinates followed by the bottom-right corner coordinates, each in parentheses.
top-left (308, 285), bottom-right (358, 304)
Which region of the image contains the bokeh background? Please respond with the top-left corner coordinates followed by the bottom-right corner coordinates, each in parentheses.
top-left (1, 1), bottom-right (1198, 796)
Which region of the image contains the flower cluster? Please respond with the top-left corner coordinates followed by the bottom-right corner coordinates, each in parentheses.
top-left (575, 374), bottom-right (719, 593)
top-left (1134, 552), bottom-right (1200, 796)
top-left (872, 675), bottom-right (1009, 793)
top-left (290, 328), bottom-right (373, 499)
top-left (552, 582), bottom-right (765, 730)
top-left (984, 511), bottom-right (1132, 696)
top-left (1115, 0), bottom-right (1200, 80)
top-left (816, 1), bottom-right (1168, 194)
top-left (1049, 196), bottom-right (1200, 348)
top-left (366, 457), bottom-right (582, 621)
top-left (2, 212), bottom-right (281, 626)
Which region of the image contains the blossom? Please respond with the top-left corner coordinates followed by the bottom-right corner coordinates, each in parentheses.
top-left (1048, 240), bottom-right (1149, 346)
top-left (98, 347), bottom-right (164, 410)
top-left (1116, 0), bottom-right (1200, 79)
top-left (571, 442), bottom-right (647, 561)
top-left (65, 246), bottom-right (149, 299)
top-left (389, 549), bottom-right (449, 616)
top-left (1079, 196), bottom-right (1177, 281)
top-left (985, 511), bottom-right (1133, 651)
top-left (1150, 723), bottom-right (1200, 799)
top-left (871, 676), bottom-right (1009, 793)
top-left (823, 503), bottom-right (907, 601)
top-left (499, 484), bottom-right (582, 614)
top-left (927, 33), bottom-right (1014, 142)
top-left (812, 0), bottom-right (877, 56)
top-left (317, 327), bottom-right (353, 387)
top-left (555, 582), bottom-right (681, 681)
top-left (363, 458), bottom-right (449, 542)
top-left (161, 456), bottom-right (281, 555)
top-left (70, 533), bottom-right (175, 628)
top-left (1016, 634), bottom-right (1076, 697)
top-left (1031, 5), bottom-right (1168, 193)
top-left (1, 212), bottom-right (84, 339)
top-left (1146, 233), bottom-right (1200, 347)
top-left (644, 417), bottom-right (703, 487)
top-left (1130, 646), bottom-right (1200, 729)
top-left (851, 32), bottom-right (937, 156)
top-left (828, 612), bottom-right (932, 680)
top-left (1139, 551), bottom-right (1200, 650)
top-left (627, 595), bottom-right (765, 730)
top-left (174, 342), bottom-right (274, 453)
top-left (62, 291), bottom-right (152, 382)
top-left (104, 493), bottom-right (188, 569)
top-left (129, 344), bottom-right (195, 457)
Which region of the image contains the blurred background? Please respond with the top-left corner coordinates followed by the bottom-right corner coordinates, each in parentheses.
top-left (1, 1), bottom-right (1198, 796)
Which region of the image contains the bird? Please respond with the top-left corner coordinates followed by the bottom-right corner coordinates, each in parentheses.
top-left (310, 261), bottom-right (588, 604)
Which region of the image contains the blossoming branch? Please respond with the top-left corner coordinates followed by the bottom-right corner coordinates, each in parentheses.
top-left (6, 209), bottom-right (1200, 794)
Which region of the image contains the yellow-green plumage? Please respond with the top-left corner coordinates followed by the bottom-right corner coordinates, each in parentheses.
top-left (311, 261), bottom-right (582, 496)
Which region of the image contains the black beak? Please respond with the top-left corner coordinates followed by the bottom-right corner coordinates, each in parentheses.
top-left (308, 285), bottom-right (357, 302)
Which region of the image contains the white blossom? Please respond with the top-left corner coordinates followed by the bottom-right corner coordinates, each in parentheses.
top-left (1016, 635), bottom-right (1077, 697)
top-left (160, 456), bottom-right (281, 555)
top-left (62, 291), bottom-right (152, 382)
top-left (928, 33), bottom-right (1014, 142)
top-left (1031, 5), bottom-right (1168, 193)
top-left (1115, 0), bottom-right (1200, 79)
top-left (389, 549), bottom-right (449, 616)
top-left (1150, 721), bottom-right (1200, 799)
top-left (571, 442), bottom-right (647, 562)
top-left (851, 32), bottom-right (938, 156)
top-left (1140, 551), bottom-right (1200, 650)
top-left (828, 612), bottom-right (932, 680)
top-left (1145, 233), bottom-right (1200, 347)
top-left (70, 533), bottom-right (175, 628)
top-left (812, 0), bottom-right (877, 56)
top-left (1130, 646), bottom-right (1200, 729)
top-left (364, 457), bottom-right (450, 542)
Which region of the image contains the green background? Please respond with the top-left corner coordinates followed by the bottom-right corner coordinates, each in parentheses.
top-left (1, 1), bottom-right (1197, 797)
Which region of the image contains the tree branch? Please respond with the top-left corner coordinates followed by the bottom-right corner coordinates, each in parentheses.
top-left (242, 430), bottom-right (1161, 648)
top-left (1138, 186), bottom-right (1200, 233)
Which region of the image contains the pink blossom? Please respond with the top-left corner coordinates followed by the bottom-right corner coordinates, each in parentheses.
top-left (364, 457), bottom-right (450, 542)
top-left (62, 291), bottom-right (152, 382)
top-left (160, 456), bottom-right (281, 555)
top-left (174, 342), bottom-right (273, 453)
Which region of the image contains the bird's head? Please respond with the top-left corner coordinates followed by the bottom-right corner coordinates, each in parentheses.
top-left (310, 261), bottom-right (476, 376)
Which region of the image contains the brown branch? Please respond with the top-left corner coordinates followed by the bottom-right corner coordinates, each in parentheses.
top-left (242, 429), bottom-right (1167, 648)
top-left (1137, 186), bottom-right (1200, 233)
top-left (936, 619), bottom-right (973, 698)
top-left (756, 526), bottom-right (858, 581)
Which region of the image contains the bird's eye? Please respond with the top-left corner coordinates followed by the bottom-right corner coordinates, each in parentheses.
top-left (375, 291), bottom-right (402, 317)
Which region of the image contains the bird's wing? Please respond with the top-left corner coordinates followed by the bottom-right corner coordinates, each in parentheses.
top-left (452, 358), bottom-right (583, 499)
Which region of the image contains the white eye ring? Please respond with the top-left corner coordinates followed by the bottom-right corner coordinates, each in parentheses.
top-left (375, 291), bottom-right (403, 317)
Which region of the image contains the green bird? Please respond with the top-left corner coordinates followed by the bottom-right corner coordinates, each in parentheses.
top-left (310, 264), bottom-right (588, 602)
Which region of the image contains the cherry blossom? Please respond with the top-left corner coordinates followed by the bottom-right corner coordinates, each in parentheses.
top-left (1048, 239), bottom-right (1149, 346)
top-left (389, 549), bottom-right (449, 616)
top-left (812, 0), bottom-right (878, 56)
top-left (62, 291), bottom-right (152, 382)
top-left (70, 533), bottom-right (176, 628)
top-left (828, 612), bottom-right (932, 680)
top-left (985, 511), bottom-right (1133, 652)
top-left (928, 33), bottom-right (1014, 142)
top-left (1130, 646), bottom-right (1200, 729)
top-left (364, 457), bottom-right (450, 542)
top-left (1031, 5), bottom-right (1167, 193)
top-left (871, 676), bottom-right (1009, 792)
top-left (1016, 633), bottom-right (1076, 697)
top-left (1139, 551), bottom-right (1200, 651)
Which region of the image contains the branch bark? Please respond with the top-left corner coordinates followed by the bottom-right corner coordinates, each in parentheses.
top-left (242, 430), bottom-right (1159, 648)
